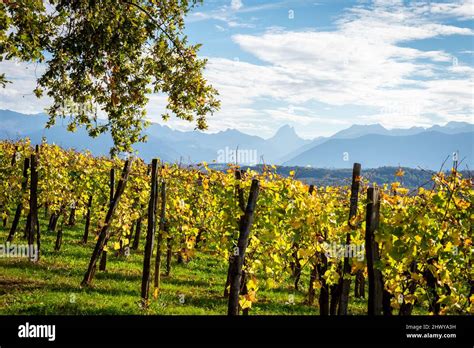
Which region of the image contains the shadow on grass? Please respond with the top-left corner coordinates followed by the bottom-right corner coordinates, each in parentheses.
top-left (255, 298), bottom-right (319, 315)
top-left (0, 258), bottom-right (144, 283)
top-left (0, 277), bottom-right (45, 294)
top-left (162, 276), bottom-right (218, 289)
top-left (8, 302), bottom-right (142, 315)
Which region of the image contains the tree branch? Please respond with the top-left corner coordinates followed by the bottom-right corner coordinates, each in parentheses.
top-left (120, 0), bottom-right (189, 63)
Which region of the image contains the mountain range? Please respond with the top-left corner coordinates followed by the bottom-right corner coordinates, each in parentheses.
top-left (0, 109), bottom-right (472, 170)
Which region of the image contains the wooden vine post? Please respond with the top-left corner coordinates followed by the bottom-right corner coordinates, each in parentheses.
top-left (67, 201), bottom-right (76, 226)
top-left (140, 159), bottom-right (158, 306)
top-left (153, 180), bottom-right (166, 295)
top-left (306, 184), bottom-right (319, 306)
top-left (54, 226), bottom-right (63, 251)
top-left (132, 217), bottom-right (142, 250)
top-left (318, 196), bottom-right (330, 316)
top-left (355, 270), bottom-right (365, 298)
top-left (82, 195), bottom-right (93, 244)
top-left (338, 163), bottom-right (361, 315)
top-left (99, 168), bottom-right (115, 271)
top-left (47, 208), bottom-right (61, 233)
top-left (6, 157), bottom-right (30, 242)
top-left (27, 146), bottom-right (40, 262)
top-left (165, 223), bottom-right (172, 277)
top-left (224, 170), bottom-right (246, 297)
top-left (2, 147), bottom-right (17, 227)
top-left (365, 186), bottom-right (384, 315)
top-left (81, 159), bottom-right (132, 286)
top-left (399, 261), bottom-right (417, 315)
top-left (227, 179), bottom-right (260, 316)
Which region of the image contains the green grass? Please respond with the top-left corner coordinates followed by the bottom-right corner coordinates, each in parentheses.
top-left (0, 215), bottom-right (420, 315)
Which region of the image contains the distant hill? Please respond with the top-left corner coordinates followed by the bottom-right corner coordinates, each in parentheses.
top-left (0, 109), bottom-right (49, 137)
top-left (234, 165), bottom-right (473, 189)
top-left (284, 131), bottom-right (473, 170)
top-left (330, 121), bottom-right (474, 138)
top-left (0, 109), bottom-right (311, 164)
top-left (0, 109), bottom-right (472, 169)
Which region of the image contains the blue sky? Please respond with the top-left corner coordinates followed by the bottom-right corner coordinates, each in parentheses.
top-left (1, 0), bottom-right (473, 139)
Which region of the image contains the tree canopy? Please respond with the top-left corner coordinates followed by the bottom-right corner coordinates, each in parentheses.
top-left (0, 0), bottom-right (220, 155)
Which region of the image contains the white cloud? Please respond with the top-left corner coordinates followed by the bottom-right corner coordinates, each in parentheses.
top-left (196, 1), bottom-right (474, 132)
top-left (337, 2), bottom-right (473, 44)
top-left (2, 0), bottom-right (473, 138)
top-left (215, 24), bottom-right (226, 32)
top-left (429, 0), bottom-right (474, 21)
top-left (264, 106), bottom-right (316, 125)
top-left (0, 60), bottom-right (51, 114)
top-left (188, 1), bottom-right (286, 29)
top-left (230, 0), bottom-right (243, 11)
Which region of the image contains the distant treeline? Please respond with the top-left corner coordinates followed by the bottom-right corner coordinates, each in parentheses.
top-left (218, 165), bottom-right (473, 189)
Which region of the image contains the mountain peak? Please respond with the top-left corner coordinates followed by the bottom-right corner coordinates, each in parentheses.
top-left (273, 124), bottom-right (297, 138)
top-left (266, 124), bottom-right (308, 155)
top-left (444, 121), bottom-right (472, 129)
top-left (333, 123), bottom-right (388, 139)
top-left (349, 123), bottom-right (386, 130)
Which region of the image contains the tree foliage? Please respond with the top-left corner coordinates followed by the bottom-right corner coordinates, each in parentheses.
top-left (0, 0), bottom-right (220, 155)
